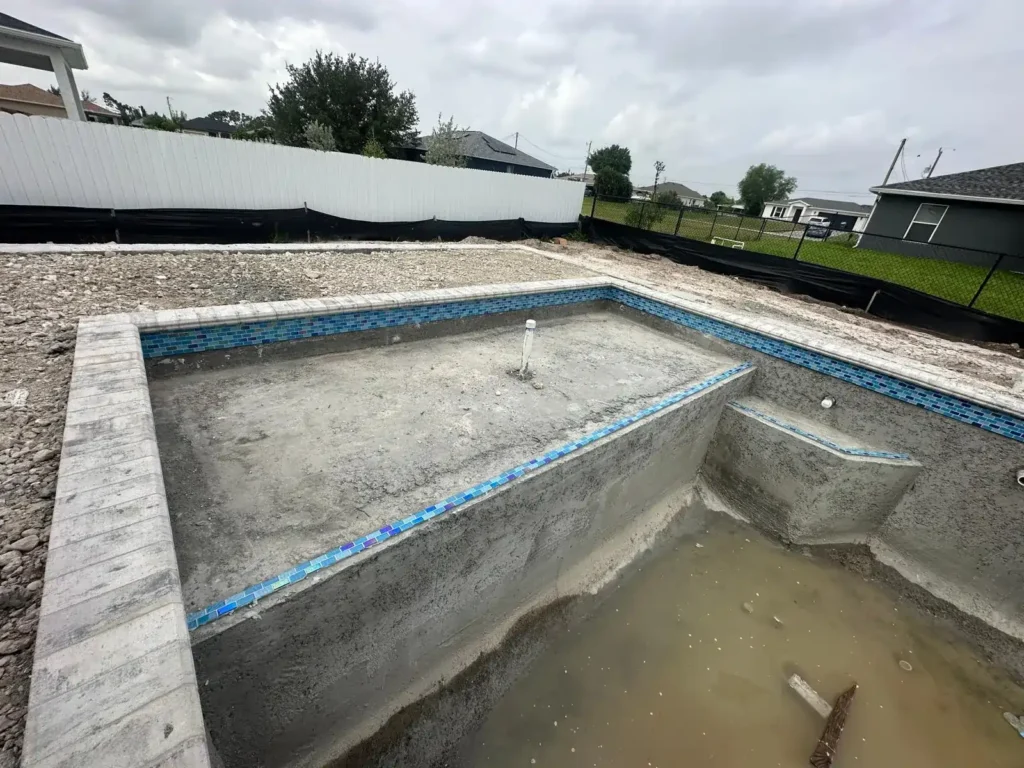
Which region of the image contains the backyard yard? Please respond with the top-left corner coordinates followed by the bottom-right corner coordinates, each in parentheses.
top-left (582, 198), bottom-right (1024, 322)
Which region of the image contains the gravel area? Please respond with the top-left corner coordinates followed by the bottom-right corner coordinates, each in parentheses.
top-left (0, 246), bottom-right (588, 766)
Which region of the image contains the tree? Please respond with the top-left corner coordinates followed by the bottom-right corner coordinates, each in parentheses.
top-left (267, 51), bottom-right (417, 155)
top-left (653, 160), bottom-right (665, 194)
top-left (362, 136), bottom-right (387, 158)
top-left (594, 167), bottom-right (632, 199)
top-left (139, 114), bottom-right (180, 132)
top-left (737, 163), bottom-right (796, 215)
top-left (234, 114), bottom-right (274, 142)
top-left (204, 110), bottom-right (255, 127)
top-left (103, 92), bottom-right (147, 123)
top-left (303, 119), bottom-right (337, 151)
top-left (48, 85), bottom-right (92, 102)
top-left (424, 113), bottom-right (467, 167)
top-left (588, 144), bottom-right (631, 175)
top-left (709, 190), bottom-right (733, 209)
top-left (653, 189), bottom-right (681, 209)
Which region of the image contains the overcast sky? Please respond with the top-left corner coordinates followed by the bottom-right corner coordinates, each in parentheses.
top-left (4, 0), bottom-right (1022, 201)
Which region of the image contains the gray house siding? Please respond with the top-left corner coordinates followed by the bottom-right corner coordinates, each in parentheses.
top-left (861, 195), bottom-right (1024, 267)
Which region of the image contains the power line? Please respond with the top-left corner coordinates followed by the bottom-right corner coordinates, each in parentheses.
top-left (515, 134), bottom-right (585, 161)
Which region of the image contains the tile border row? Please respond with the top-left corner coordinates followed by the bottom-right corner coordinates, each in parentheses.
top-left (727, 401), bottom-right (913, 461)
top-left (185, 363), bottom-right (755, 631)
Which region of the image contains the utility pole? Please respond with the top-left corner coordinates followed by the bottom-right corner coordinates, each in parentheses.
top-left (926, 147), bottom-right (943, 178)
top-left (881, 137), bottom-right (906, 187)
top-left (581, 139), bottom-right (592, 180)
top-left (514, 132), bottom-right (518, 151)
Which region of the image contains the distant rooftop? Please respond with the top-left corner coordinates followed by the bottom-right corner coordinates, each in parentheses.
top-left (871, 162), bottom-right (1024, 203)
top-left (407, 131), bottom-right (555, 172)
top-left (768, 197), bottom-right (873, 215)
top-left (636, 181), bottom-right (704, 200)
top-left (0, 83), bottom-right (117, 117)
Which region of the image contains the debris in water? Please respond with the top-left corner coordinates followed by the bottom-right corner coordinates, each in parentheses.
top-left (810, 683), bottom-right (858, 768)
top-left (773, 616), bottom-right (784, 628)
top-left (742, 602), bottom-right (754, 614)
top-left (898, 660), bottom-right (913, 672)
top-left (787, 674), bottom-right (832, 719)
top-left (695, 543), bottom-right (704, 548)
top-left (533, 382), bottom-right (545, 390)
top-left (1002, 712), bottom-right (1024, 738)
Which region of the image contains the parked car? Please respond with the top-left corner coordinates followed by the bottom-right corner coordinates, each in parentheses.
top-left (805, 216), bottom-right (831, 238)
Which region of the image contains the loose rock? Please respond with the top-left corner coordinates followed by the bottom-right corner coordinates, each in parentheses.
top-left (7, 537), bottom-right (38, 553)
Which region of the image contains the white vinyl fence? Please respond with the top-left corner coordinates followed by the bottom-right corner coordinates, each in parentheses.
top-left (0, 115), bottom-right (584, 223)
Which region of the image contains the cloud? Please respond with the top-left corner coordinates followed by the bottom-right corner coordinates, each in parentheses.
top-left (2, 0), bottom-right (1022, 200)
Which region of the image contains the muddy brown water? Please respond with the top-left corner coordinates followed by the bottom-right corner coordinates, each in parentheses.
top-left (458, 519), bottom-right (1024, 767)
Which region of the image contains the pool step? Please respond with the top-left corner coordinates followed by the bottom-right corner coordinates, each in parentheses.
top-left (702, 396), bottom-right (922, 543)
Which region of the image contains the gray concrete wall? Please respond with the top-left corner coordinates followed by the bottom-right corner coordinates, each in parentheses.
top-left (191, 367), bottom-right (754, 768)
top-left (704, 399), bottom-right (922, 542)
top-left (614, 304), bottom-right (1024, 629)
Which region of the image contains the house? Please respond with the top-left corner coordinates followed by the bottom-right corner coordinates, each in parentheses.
top-left (864, 162), bottom-right (1024, 263)
top-left (0, 83), bottom-right (120, 123)
top-left (0, 12), bottom-right (90, 121)
top-left (762, 197), bottom-right (873, 232)
top-left (180, 116), bottom-right (238, 138)
top-left (403, 131), bottom-right (555, 177)
top-left (635, 181), bottom-right (706, 207)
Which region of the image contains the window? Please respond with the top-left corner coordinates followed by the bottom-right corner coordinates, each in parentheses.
top-left (904, 203), bottom-right (947, 243)
top-left (771, 206), bottom-right (786, 218)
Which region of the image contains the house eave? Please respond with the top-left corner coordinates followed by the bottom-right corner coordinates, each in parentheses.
top-left (869, 187), bottom-right (1024, 207)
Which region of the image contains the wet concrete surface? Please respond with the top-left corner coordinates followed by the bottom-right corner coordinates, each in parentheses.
top-left (457, 515), bottom-right (1024, 768)
top-left (149, 310), bottom-right (739, 611)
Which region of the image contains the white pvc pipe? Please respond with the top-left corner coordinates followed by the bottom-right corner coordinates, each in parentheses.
top-left (520, 319), bottom-right (536, 375)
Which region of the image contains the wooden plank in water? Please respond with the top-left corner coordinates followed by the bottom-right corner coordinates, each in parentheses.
top-left (809, 683), bottom-right (858, 768)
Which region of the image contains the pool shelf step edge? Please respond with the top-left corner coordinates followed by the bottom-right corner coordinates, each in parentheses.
top-left (704, 398), bottom-right (923, 545)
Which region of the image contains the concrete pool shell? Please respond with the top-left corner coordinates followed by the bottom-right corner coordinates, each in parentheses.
top-left (23, 274), bottom-right (1024, 768)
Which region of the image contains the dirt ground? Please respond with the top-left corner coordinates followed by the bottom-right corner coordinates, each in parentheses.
top-left (0, 240), bottom-right (1021, 765)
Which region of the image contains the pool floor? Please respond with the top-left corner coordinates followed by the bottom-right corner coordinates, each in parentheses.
top-left (456, 514), bottom-right (1024, 767)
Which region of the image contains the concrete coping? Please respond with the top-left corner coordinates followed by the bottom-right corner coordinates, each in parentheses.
top-left (24, 319), bottom-right (211, 768)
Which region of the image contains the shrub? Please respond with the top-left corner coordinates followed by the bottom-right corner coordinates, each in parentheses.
top-left (594, 168), bottom-right (632, 199)
top-left (624, 201), bottom-right (668, 230)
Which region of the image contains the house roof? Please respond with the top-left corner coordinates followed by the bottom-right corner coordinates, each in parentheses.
top-left (409, 131), bottom-right (555, 172)
top-left (870, 162), bottom-right (1024, 205)
top-left (0, 13), bottom-right (86, 69)
top-left (180, 116), bottom-right (239, 134)
top-left (0, 83), bottom-right (118, 117)
top-left (768, 197), bottom-right (873, 216)
top-left (0, 12), bottom-right (71, 42)
top-left (636, 181), bottom-right (704, 199)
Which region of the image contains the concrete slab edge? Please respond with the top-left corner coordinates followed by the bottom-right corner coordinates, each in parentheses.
top-left (726, 401), bottom-right (915, 462)
top-left (23, 322), bottom-right (211, 768)
top-left (185, 362), bottom-right (756, 631)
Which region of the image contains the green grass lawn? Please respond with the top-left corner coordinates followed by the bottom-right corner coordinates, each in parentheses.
top-left (582, 198), bottom-right (1024, 322)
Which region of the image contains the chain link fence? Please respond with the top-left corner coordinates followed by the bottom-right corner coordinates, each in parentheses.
top-left (583, 194), bottom-right (1024, 324)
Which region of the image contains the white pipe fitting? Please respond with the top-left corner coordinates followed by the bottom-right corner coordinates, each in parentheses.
top-left (520, 319), bottom-right (536, 375)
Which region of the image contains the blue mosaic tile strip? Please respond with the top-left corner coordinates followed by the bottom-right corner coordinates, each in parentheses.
top-left (185, 362), bottom-right (754, 631)
top-left (139, 288), bottom-right (611, 359)
top-left (609, 288), bottom-right (1024, 445)
top-left (728, 401), bottom-right (912, 460)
